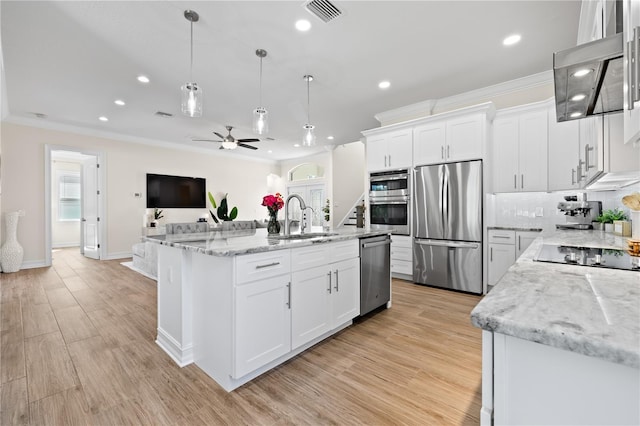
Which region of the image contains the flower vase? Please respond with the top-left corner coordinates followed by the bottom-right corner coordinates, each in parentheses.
top-left (1, 211), bottom-right (24, 273)
top-left (267, 210), bottom-right (281, 235)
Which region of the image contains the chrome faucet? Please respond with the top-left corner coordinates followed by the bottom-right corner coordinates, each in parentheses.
top-left (284, 194), bottom-right (307, 236)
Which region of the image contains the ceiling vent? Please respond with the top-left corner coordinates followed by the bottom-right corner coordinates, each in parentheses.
top-left (155, 111), bottom-right (173, 118)
top-left (303, 0), bottom-right (342, 23)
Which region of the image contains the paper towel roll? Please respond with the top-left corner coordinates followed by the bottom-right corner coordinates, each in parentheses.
top-left (632, 211), bottom-right (640, 239)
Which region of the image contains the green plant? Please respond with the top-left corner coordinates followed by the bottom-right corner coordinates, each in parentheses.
top-left (208, 192), bottom-right (238, 223)
top-left (153, 208), bottom-right (164, 220)
top-left (322, 199), bottom-right (330, 222)
top-left (597, 208), bottom-right (628, 223)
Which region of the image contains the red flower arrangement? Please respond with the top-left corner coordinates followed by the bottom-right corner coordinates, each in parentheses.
top-left (262, 193), bottom-right (284, 214)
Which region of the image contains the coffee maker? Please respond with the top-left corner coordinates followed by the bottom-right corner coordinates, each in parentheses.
top-left (556, 194), bottom-right (602, 230)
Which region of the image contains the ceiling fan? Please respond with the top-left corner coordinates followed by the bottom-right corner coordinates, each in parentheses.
top-left (193, 125), bottom-right (260, 150)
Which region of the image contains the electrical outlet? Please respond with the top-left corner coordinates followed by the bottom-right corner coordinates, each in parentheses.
top-left (535, 207), bottom-right (544, 217)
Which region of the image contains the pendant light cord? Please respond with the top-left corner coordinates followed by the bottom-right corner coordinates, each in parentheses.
top-left (259, 56), bottom-right (263, 106)
top-left (306, 77), bottom-right (311, 123)
top-left (189, 21), bottom-right (194, 82)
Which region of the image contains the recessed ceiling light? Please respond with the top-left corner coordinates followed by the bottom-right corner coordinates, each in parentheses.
top-left (268, 150), bottom-right (273, 154)
top-left (572, 69), bottom-right (592, 78)
top-left (294, 143), bottom-right (301, 148)
top-left (571, 94), bottom-right (586, 102)
top-left (570, 112), bottom-right (583, 118)
top-left (137, 75), bottom-right (150, 83)
top-left (98, 116), bottom-right (109, 122)
top-left (114, 99), bottom-right (125, 106)
top-left (295, 19), bottom-right (311, 31)
top-left (502, 34), bottom-right (521, 46)
top-left (378, 81), bottom-right (391, 89)
top-left (327, 136), bottom-right (334, 140)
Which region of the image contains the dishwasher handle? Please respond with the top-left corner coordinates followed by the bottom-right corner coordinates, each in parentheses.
top-left (361, 239), bottom-right (391, 249)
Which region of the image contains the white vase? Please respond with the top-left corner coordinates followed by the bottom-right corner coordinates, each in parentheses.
top-left (1, 211), bottom-right (24, 273)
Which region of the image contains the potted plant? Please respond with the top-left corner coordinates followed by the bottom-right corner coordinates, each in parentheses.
top-left (150, 208), bottom-right (164, 227)
top-left (596, 208), bottom-right (628, 232)
top-left (208, 192), bottom-right (238, 224)
top-left (322, 199), bottom-right (330, 231)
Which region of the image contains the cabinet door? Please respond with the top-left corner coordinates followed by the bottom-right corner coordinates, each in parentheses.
top-left (578, 116), bottom-right (601, 185)
top-left (548, 107), bottom-right (580, 191)
top-left (366, 135), bottom-right (388, 171)
top-left (623, 0), bottom-right (640, 145)
top-left (234, 275), bottom-right (291, 378)
top-left (387, 130), bottom-right (413, 169)
top-left (516, 231), bottom-right (540, 258)
top-left (518, 109), bottom-right (548, 191)
top-left (330, 258), bottom-right (360, 327)
top-left (488, 243), bottom-right (516, 286)
top-left (493, 116), bottom-right (520, 192)
top-left (414, 122), bottom-right (446, 166)
top-left (446, 114), bottom-right (483, 161)
top-left (291, 265), bottom-right (332, 350)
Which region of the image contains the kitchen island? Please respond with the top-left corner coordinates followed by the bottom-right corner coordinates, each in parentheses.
top-left (471, 230), bottom-right (639, 425)
top-left (146, 227), bottom-right (391, 391)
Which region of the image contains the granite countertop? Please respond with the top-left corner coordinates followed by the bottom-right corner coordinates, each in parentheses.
top-left (145, 227), bottom-right (390, 257)
top-left (487, 226), bottom-right (543, 232)
top-left (471, 229), bottom-right (640, 369)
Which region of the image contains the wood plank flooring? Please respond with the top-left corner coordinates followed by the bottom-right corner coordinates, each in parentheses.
top-left (0, 248), bottom-right (483, 425)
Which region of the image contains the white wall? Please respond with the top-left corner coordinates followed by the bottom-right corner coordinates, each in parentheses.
top-left (0, 123), bottom-right (280, 264)
top-left (51, 159), bottom-right (81, 247)
top-left (331, 142), bottom-right (366, 226)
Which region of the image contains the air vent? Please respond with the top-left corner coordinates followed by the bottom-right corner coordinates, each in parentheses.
top-left (155, 111), bottom-right (173, 118)
top-left (304, 0), bottom-right (342, 23)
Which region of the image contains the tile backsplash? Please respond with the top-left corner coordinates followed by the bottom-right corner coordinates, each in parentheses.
top-left (486, 182), bottom-right (640, 232)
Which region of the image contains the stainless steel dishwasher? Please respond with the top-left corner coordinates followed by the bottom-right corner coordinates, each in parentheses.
top-left (360, 234), bottom-right (391, 315)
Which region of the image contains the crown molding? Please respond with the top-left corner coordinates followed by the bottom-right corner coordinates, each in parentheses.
top-left (374, 99), bottom-right (436, 126)
top-left (3, 115), bottom-right (278, 165)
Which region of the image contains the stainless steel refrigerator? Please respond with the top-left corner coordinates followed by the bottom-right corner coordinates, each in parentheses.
top-left (413, 160), bottom-right (482, 294)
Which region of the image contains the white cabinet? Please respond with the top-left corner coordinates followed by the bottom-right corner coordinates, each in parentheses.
top-left (291, 241), bottom-right (360, 350)
top-left (623, 0), bottom-right (640, 145)
top-left (493, 104), bottom-right (548, 192)
top-left (234, 275), bottom-right (291, 378)
top-left (390, 234), bottom-right (412, 277)
top-left (488, 229), bottom-right (540, 286)
top-left (365, 129), bottom-right (412, 171)
top-left (413, 113), bottom-right (484, 166)
top-left (548, 107), bottom-right (581, 191)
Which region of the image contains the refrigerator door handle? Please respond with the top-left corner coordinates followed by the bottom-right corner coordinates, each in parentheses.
top-left (438, 165), bottom-right (445, 237)
top-left (414, 239), bottom-right (480, 249)
top-left (443, 165), bottom-right (450, 239)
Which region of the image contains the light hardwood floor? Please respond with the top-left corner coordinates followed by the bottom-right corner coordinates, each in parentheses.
top-left (1, 248), bottom-right (483, 425)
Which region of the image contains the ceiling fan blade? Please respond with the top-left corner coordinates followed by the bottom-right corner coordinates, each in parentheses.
top-left (238, 143), bottom-right (258, 150)
top-left (193, 139), bottom-right (223, 142)
top-left (213, 132), bottom-right (225, 139)
top-left (237, 138), bottom-right (260, 143)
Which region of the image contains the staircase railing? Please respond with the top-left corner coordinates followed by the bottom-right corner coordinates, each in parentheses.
top-left (336, 192), bottom-right (365, 228)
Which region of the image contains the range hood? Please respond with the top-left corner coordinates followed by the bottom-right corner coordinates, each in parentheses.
top-left (553, 32), bottom-right (624, 122)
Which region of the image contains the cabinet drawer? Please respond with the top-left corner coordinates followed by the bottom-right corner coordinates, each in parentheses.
top-left (391, 246), bottom-right (412, 262)
top-left (391, 234), bottom-right (412, 248)
top-left (291, 245), bottom-right (328, 272)
top-left (235, 250), bottom-right (291, 285)
top-left (488, 230), bottom-right (516, 245)
top-left (328, 240), bottom-right (359, 264)
top-left (391, 259), bottom-right (413, 275)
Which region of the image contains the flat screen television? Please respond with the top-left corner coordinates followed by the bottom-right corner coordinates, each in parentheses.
top-left (146, 173), bottom-right (206, 208)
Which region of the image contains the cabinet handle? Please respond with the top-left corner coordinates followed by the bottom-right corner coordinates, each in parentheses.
top-left (521, 174), bottom-right (524, 189)
top-left (255, 261), bottom-right (280, 269)
top-left (571, 168), bottom-right (576, 185)
top-left (441, 146), bottom-right (444, 159)
top-left (584, 144), bottom-right (594, 170)
top-left (493, 235), bottom-right (511, 239)
top-left (286, 282), bottom-right (291, 309)
top-left (490, 247), bottom-right (493, 262)
top-left (628, 27), bottom-right (639, 109)
top-left (518, 235), bottom-right (521, 252)
top-left (389, 155), bottom-right (391, 167)
top-left (446, 145), bottom-right (450, 158)
top-left (513, 174), bottom-right (517, 189)
top-left (327, 272), bottom-right (332, 294)
top-left (334, 269), bottom-right (339, 292)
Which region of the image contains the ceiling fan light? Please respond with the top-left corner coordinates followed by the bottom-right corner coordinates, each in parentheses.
top-left (222, 140), bottom-right (238, 150)
top-left (302, 124), bottom-right (316, 147)
top-left (181, 83), bottom-right (202, 117)
top-left (253, 107), bottom-right (269, 135)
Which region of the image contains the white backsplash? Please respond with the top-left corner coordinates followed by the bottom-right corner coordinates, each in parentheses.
top-left (487, 182), bottom-right (640, 232)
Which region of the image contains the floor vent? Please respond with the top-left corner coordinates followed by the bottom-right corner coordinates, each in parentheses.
top-left (303, 0), bottom-right (342, 23)
top-left (155, 111), bottom-right (173, 118)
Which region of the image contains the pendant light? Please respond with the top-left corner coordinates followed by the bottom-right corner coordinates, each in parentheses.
top-left (252, 49), bottom-right (269, 135)
top-left (181, 10), bottom-right (202, 118)
top-left (302, 75), bottom-right (316, 147)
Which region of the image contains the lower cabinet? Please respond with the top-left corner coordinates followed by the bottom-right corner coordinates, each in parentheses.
top-left (488, 230), bottom-right (540, 286)
top-left (391, 235), bottom-right (412, 277)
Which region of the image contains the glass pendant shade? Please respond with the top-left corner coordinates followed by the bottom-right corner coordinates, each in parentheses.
top-left (253, 107), bottom-right (268, 135)
top-left (221, 140), bottom-right (237, 150)
top-left (181, 83), bottom-right (202, 117)
top-left (302, 124), bottom-right (316, 147)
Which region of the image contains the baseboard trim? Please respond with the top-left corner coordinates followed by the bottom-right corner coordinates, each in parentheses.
top-left (105, 251), bottom-right (132, 260)
top-left (52, 243), bottom-right (80, 248)
top-left (156, 328), bottom-right (193, 367)
top-left (19, 260), bottom-right (48, 270)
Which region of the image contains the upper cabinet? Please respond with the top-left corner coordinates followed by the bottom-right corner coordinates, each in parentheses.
top-left (623, 0), bottom-right (640, 145)
top-left (548, 107), bottom-right (581, 191)
top-left (365, 129), bottom-right (412, 172)
top-left (493, 102), bottom-right (548, 192)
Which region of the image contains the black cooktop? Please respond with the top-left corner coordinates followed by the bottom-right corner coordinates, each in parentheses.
top-left (535, 244), bottom-right (640, 271)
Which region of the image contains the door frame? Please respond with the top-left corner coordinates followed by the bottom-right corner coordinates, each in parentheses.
top-left (44, 144), bottom-right (106, 266)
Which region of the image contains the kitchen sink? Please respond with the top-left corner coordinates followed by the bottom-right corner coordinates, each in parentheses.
top-left (268, 232), bottom-right (338, 240)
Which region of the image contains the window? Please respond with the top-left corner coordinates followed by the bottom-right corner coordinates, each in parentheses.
top-left (58, 171), bottom-right (81, 221)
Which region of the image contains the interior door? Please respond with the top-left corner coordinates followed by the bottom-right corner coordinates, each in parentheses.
top-left (81, 156), bottom-right (100, 259)
top-left (286, 184), bottom-right (325, 230)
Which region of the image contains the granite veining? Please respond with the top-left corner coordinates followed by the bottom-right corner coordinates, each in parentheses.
top-left (472, 229), bottom-right (640, 369)
top-left (487, 226), bottom-right (543, 232)
top-left (145, 227), bottom-right (390, 257)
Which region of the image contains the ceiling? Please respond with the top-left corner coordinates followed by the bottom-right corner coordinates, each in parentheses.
top-left (1, 1), bottom-right (581, 161)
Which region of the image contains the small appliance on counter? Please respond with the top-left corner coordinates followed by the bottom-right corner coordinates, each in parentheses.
top-left (535, 244), bottom-right (640, 271)
top-left (556, 194), bottom-right (602, 230)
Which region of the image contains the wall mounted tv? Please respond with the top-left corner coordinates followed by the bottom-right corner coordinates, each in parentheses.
top-left (146, 173), bottom-right (206, 208)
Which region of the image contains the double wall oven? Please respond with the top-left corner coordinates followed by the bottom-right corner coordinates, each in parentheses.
top-left (368, 169), bottom-right (410, 235)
